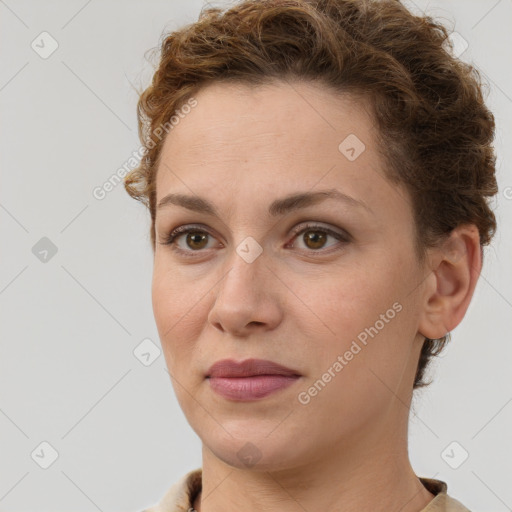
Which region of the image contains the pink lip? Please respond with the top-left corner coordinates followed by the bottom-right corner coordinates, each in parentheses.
top-left (206, 358), bottom-right (301, 401)
top-left (206, 358), bottom-right (300, 378)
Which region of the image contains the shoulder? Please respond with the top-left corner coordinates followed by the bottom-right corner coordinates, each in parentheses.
top-left (141, 467), bottom-right (202, 512)
top-left (425, 493), bottom-right (472, 512)
top-left (419, 477), bottom-right (472, 512)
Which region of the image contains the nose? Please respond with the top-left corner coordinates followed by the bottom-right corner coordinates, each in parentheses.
top-left (207, 250), bottom-right (283, 337)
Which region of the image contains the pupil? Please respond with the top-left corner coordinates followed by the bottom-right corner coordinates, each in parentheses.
top-left (188, 232), bottom-right (207, 249)
top-left (306, 231), bottom-right (326, 249)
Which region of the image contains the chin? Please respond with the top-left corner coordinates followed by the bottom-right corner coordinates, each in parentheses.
top-left (202, 427), bottom-right (304, 472)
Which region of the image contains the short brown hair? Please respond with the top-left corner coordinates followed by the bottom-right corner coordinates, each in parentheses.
top-left (124, 0), bottom-right (498, 389)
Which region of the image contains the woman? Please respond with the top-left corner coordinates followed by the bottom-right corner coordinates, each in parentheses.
top-left (124, 0), bottom-right (498, 510)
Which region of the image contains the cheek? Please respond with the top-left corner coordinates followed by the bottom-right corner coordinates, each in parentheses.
top-left (152, 258), bottom-right (205, 326)
top-left (290, 260), bottom-right (393, 333)
top-left (294, 255), bottom-right (415, 378)
top-left (290, 280), bottom-right (414, 436)
top-left (151, 269), bottom-right (175, 336)
top-left (151, 265), bottom-right (205, 366)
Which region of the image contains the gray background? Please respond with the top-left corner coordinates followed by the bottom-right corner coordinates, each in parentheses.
top-left (0, 0), bottom-right (511, 511)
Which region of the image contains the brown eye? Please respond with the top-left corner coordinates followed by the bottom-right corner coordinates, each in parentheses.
top-left (185, 231), bottom-right (209, 250)
top-left (160, 225), bottom-right (218, 255)
top-left (303, 230), bottom-right (328, 249)
top-left (290, 223), bottom-right (350, 253)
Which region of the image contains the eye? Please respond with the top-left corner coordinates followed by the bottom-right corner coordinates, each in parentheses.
top-left (159, 224), bottom-right (220, 257)
top-left (287, 222), bottom-right (350, 253)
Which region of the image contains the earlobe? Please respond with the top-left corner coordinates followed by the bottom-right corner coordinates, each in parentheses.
top-left (418, 225), bottom-right (482, 340)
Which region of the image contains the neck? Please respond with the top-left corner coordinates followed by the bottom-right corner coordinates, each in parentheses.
top-left (192, 406), bottom-right (435, 512)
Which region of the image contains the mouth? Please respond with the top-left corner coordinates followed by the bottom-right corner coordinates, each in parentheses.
top-left (205, 358), bottom-right (301, 401)
top-left (206, 358), bottom-right (301, 378)
top-left (207, 374), bottom-right (301, 401)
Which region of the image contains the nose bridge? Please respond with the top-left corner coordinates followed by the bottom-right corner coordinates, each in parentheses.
top-left (217, 220), bottom-right (267, 289)
top-left (219, 242), bottom-right (266, 304)
top-left (208, 241), bottom-right (281, 334)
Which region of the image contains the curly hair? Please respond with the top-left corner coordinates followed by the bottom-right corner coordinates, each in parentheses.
top-left (124, 0), bottom-right (498, 389)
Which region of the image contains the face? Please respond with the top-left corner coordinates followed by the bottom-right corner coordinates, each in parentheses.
top-left (152, 80), bottom-right (429, 471)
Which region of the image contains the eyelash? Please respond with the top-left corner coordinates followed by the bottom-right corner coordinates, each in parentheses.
top-left (159, 222), bottom-right (350, 258)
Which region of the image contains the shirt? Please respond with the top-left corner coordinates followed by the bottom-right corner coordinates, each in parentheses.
top-left (142, 468), bottom-right (472, 512)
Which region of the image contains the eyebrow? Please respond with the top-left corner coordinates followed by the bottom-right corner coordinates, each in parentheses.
top-left (156, 188), bottom-right (373, 217)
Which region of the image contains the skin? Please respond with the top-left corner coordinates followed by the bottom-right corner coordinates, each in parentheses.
top-left (151, 80), bottom-right (481, 512)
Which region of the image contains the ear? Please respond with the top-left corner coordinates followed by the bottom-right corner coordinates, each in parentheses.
top-left (418, 224), bottom-right (482, 340)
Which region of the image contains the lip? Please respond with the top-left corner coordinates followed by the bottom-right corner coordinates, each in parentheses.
top-left (206, 358), bottom-right (301, 378)
top-left (206, 358), bottom-right (301, 401)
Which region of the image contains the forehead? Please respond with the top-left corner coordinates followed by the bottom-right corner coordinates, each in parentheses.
top-left (154, 80), bottom-right (410, 223)
top-left (162, 81), bottom-right (371, 152)
top-left (158, 82), bottom-right (370, 176)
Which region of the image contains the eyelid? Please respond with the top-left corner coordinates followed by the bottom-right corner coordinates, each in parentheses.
top-left (159, 223), bottom-right (222, 251)
top-left (288, 221), bottom-right (350, 241)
